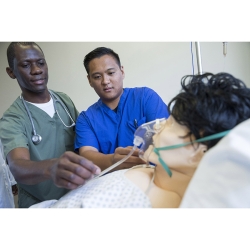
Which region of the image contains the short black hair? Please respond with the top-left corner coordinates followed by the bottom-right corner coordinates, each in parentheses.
top-left (169, 72), bottom-right (250, 149)
top-left (7, 42), bottom-right (44, 69)
top-left (83, 47), bottom-right (121, 74)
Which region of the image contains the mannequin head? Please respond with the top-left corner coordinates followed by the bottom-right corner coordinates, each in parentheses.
top-left (143, 73), bottom-right (250, 175)
top-left (143, 116), bottom-right (207, 175)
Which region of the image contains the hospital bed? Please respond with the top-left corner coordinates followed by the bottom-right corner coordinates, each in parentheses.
top-left (180, 118), bottom-right (250, 208)
top-left (2, 118), bottom-right (250, 208)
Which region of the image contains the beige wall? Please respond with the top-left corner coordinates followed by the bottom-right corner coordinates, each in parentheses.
top-left (1, 42), bottom-right (250, 117)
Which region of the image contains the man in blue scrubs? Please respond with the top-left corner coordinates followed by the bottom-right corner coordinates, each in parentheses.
top-left (75, 47), bottom-right (169, 171)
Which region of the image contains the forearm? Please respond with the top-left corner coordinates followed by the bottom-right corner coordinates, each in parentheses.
top-left (80, 147), bottom-right (145, 172)
top-left (7, 147), bottom-right (101, 190)
top-left (80, 151), bottom-right (113, 171)
top-left (8, 158), bottom-right (57, 185)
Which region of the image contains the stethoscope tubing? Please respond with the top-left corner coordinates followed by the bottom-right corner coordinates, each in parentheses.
top-left (21, 90), bottom-right (75, 144)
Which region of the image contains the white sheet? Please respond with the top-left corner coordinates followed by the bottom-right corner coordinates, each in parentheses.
top-left (180, 118), bottom-right (250, 208)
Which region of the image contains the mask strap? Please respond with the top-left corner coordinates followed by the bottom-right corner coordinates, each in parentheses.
top-left (158, 157), bottom-right (173, 177)
top-left (156, 130), bottom-right (230, 151)
top-left (154, 130), bottom-right (231, 177)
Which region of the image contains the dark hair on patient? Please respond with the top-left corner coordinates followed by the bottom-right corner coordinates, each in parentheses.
top-left (83, 47), bottom-right (121, 74)
top-left (7, 42), bottom-right (44, 69)
top-left (168, 72), bottom-right (250, 149)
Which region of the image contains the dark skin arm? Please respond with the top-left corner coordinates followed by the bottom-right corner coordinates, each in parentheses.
top-left (12, 184), bottom-right (18, 196)
top-left (7, 147), bottom-right (101, 190)
top-left (79, 146), bottom-right (146, 172)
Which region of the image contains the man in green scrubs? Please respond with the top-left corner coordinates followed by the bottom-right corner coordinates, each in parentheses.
top-left (0, 42), bottom-right (101, 208)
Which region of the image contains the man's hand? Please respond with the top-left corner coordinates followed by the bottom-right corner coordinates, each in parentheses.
top-left (12, 184), bottom-right (18, 196)
top-left (111, 146), bottom-right (145, 171)
top-left (7, 148), bottom-right (101, 188)
top-left (79, 146), bottom-right (146, 172)
top-left (50, 151), bottom-right (101, 190)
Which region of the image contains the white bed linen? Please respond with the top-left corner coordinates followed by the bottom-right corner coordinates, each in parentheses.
top-left (30, 166), bottom-right (152, 208)
top-left (180, 118), bottom-right (250, 208)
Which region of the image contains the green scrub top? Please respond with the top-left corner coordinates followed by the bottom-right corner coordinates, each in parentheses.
top-left (0, 90), bottom-right (79, 208)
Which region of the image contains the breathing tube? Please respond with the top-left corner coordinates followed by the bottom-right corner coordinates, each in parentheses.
top-left (75, 132), bottom-right (144, 189)
top-left (90, 119), bottom-right (165, 180)
top-left (93, 145), bottom-right (136, 178)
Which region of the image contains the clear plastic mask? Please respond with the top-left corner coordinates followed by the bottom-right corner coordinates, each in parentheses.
top-left (134, 118), bottom-right (231, 177)
top-left (133, 118), bottom-right (166, 159)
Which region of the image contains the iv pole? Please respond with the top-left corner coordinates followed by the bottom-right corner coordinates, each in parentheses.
top-left (195, 42), bottom-right (203, 75)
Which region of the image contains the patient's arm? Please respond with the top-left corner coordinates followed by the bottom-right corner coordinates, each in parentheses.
top-left (79, 146), bottom-right (145, 172)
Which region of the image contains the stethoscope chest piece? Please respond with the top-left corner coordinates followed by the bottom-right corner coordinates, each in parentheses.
top-left (32, 134), bottom-right (42, 145)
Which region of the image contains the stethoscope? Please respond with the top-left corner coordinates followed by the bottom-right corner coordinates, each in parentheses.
top-left (21, 90), bottom-right (75, 145)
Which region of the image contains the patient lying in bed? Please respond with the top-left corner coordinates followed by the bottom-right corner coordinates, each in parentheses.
top-left (30, 72), bottom-right (250, 208)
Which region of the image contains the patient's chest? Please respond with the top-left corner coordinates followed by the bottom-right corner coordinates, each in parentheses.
top-left (50, 168), bottom-right (152, 208)
top-left (125, 167), bottom-right (182, 208)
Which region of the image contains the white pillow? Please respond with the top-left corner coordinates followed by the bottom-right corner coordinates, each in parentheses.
top-left (180, 118), bottom-right (250, 208)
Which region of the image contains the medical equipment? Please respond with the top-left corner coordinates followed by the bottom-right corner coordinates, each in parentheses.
top-left (195, 42), bottom-right (203, 75)
top-left (96, 118), bottom-right (231, 179)
top-left (93, 118), bottom-right (165, 179)
top-left (21, 90), bottom-right (76, 145)
top-left (223, 42), bottom-right (227, 56)
top-left (89, 117), bottom-right (232, 181)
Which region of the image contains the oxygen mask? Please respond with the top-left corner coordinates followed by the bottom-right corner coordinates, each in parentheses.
top-left (90, 118), bottom-right (166, 180)
top-left (133, 118), bottom-right (166, 161)
top-left (135, 118), bottom-right (231, 177)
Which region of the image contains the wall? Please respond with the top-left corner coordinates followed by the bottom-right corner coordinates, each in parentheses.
top-left (1, 42), bottom-right (250, 117)
top-left (0, 41), bottom-right (250, 208)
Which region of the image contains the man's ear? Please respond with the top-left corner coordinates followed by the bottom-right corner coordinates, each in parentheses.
top-left (188, 144), bottom-right (207, 167)
top-left (6, 67), bottom-right (16, 79)
top-left (120, 66), bottom-right (125, 80)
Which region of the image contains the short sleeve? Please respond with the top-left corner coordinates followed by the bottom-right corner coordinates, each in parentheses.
top-left (0, 110), bottom-right (29, 158)
top-left (74, 112), bottom-right (100, 151)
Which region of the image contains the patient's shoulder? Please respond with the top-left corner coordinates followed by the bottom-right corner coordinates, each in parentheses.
top-left (126, 164), bottom-right (155, 178)
top-left (125, 165), bottom-right (155, 192)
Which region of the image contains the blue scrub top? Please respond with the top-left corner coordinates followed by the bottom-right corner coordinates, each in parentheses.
top-left (75, 87), bottom-right (169, 154)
